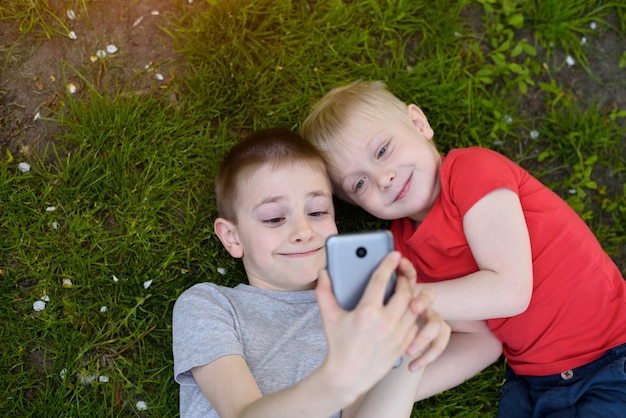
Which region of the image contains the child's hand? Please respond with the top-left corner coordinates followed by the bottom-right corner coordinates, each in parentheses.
top-left (404, 286), bottom-right (451, 372)
top-left (316, 251), bottom-right (420, 400)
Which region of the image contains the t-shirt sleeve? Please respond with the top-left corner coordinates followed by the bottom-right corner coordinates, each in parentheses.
top-left (445, 148), bottom-right (522, 217)
top-left (172, 283), bottom-right (244, 385)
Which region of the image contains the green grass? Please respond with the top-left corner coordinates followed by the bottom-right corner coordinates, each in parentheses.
top-left (2, 0), bottom-right (625, 416)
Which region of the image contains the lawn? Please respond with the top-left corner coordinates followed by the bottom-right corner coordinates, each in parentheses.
top-left (1, 0), bottom-right (625, 416)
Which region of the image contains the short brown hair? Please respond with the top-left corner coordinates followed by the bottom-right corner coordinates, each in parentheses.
top-left (215, 128), bottom-right (328, 222)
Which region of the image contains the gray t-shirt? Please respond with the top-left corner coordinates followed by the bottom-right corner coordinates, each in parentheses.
top-left (173, 282), bottom-right (338, 417)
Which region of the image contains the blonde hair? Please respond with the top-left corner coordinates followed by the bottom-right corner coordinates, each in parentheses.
top-left (301, 80), bottom-right (410, 174)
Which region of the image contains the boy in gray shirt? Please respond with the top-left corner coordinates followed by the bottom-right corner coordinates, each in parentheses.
top-left (172, 128), bottom-right (452, 417)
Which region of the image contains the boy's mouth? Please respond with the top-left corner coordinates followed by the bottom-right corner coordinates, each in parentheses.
top-left (393, 174), bottom-right (412, 203)
top-left (280, 247), bottom-right (322, 258)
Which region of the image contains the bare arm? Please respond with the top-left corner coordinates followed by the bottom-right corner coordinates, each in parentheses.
top-left (421, 188), bottom-right (533, 320)
top-left (192, 252), bottom-right (423, 418)
top-left (413, 320), bottom-right (502, 401)
top-left (345, 287), bottom-right (452, 418)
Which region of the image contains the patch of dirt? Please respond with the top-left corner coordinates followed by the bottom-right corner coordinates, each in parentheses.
top-left (0, 0), bottom-right (183, 159)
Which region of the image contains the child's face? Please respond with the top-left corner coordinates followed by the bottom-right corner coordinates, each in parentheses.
top-left (328, 105), bottom-right (441, 222)
top-left (224, 161), bottom-right (338, 291)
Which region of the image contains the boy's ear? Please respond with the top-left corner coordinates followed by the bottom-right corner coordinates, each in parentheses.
top-left (407, 104), bottom-right (434, 140)
top-left (214, 218), bottom-right (244, 258)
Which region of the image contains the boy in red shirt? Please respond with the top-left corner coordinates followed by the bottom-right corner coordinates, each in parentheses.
top-left (301, 80), bottom-right (626, 416)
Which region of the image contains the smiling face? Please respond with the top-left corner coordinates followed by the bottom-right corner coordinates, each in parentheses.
top-left (215, 160), bottom-right (338, 291)
top-left (328, 104), bottom-right (442, 222)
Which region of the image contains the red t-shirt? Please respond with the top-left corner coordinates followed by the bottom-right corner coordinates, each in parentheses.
top-left (392, 147), bottom-right (626, 376)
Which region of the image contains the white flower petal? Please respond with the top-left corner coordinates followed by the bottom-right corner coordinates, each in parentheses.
top-left (217, 267), bottom-right (227, 275)
top-left (42, 295), bottom-right (50, 302)
top-left (68, 31), bottom-right (77, 40)
top-left (106, 44), bottom-right (118, 54)
top-left (100, 306), bottom-right (108, 313)
top-left (136, 401), bottom-right (148, 411)
top-left (46, 206), bottom-right (56, 212)
top-left (18, 162), bottom-right (31, 173)
top-left (51, 221), bottom-right (59, 230)
top-left (530, 130), bottom-right (539, 139)
top-left (112, 275), bottom-right (119, 282)
top-left (143, 279), bottom-right (153, 289)
top-left (96, 50), bottom-right (106, 59)
top-left (62, 278), bottom-right (73, 288)
top-left (67, 9), bottom-right (76, 20)
top-left (98, 375), bottom-right (109, 383)
top-left (33, 300), bottom-right (46, 311)
top-left (565, 55), bottom-right (575, 66)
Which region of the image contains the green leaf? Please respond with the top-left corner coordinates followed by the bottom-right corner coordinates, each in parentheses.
top-left (507, 14), bottom-right (524, 29)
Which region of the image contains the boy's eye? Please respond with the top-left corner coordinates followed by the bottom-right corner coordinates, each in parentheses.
top-left (264, 217), bottom-right (285, 225)
top-left (355, 177), bottom-right (366, 191)
top-left (377, 145), bottom-right (388, 159)
top-left (309, 211), bottom-right (328, 217)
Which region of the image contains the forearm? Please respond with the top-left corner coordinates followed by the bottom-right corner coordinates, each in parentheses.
top-left (414, 327), bottom-right (502, 401)
top-left (420, 271), bottom-right (531, 321)
top-left (194, 356), bottom-right (358, 418)
top-left (239, 363), bottom-right (363, 418)
top-left (345, 355), bottom-right (425, 418)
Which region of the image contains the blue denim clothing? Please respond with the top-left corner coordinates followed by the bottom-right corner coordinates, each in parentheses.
top-left (497, 342), bottom-right (626, 418)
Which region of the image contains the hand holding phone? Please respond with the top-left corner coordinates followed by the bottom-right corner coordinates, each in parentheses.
top-left (326, 230), bottom-right (396, 311)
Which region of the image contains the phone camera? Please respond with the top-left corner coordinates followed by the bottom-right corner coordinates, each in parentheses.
top-left (356, 247), bottom-right (367, 258)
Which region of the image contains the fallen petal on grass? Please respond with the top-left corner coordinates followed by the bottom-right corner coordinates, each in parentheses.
top-left (68, 31), bottom-right (77, 39)
top-left (136, 401), bottom-right (148, 411)
top-left (62, 278), bottom-right (73, 288)
top-left (143, 279), bottom-right (153, 289)
top-left (566, 56), bottom-right (575, 66)
top-left (18, 162), bottom-right (31, 172)
top-left (100, 306), bottom-right (108, 312)
top-left (33, 300), bottom-right (46, 311)
top-left (98, 375), bottom-right (109, 383)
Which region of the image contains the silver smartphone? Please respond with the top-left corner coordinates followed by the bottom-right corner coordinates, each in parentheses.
top-left (326, 230), bottom-right (396, 311)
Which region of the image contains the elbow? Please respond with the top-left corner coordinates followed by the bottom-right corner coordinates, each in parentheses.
top-left (507, 274), bottom-right (533, 316)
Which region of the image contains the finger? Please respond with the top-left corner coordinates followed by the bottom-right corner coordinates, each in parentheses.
top-left (408, 315), bottom-right (452, 371)
top-left (396, 257), bottom-right (417, 285)
top-left (410, 287), bottom-right (436, 316)
top-left (315, 269), bottom-right (342, 322)
top-left (357, 251), bottom-right (402, 307)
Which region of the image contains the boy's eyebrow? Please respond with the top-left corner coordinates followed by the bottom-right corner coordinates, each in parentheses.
top-left (252, 190), bottom-right (332, 210)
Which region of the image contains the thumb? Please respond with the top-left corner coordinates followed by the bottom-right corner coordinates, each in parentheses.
top-left (316, 269), bottom-right (341, 321)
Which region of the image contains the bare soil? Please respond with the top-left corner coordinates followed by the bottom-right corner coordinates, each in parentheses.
top-left (0, 0), bottom-right (181, 159)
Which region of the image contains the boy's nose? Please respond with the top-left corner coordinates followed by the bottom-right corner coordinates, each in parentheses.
top-left (377, 170), bottom-right (395, 191)
top-left (292, 216), bottom-right (314, 242)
